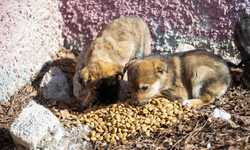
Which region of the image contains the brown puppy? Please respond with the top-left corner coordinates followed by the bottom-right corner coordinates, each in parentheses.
top-left (74, 16), bottom-right (151, 107)
top-left (124, 50), bottom-right (232, 107)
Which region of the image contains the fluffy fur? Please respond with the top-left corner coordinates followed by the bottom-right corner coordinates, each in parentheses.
top-left (74, 16), bottom-right (151, 107)
top-left (124, 50), bottom-right (233, 107)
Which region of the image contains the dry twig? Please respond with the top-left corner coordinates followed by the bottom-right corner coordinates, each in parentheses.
top-left (7, 91), bottom-right (37, 115)
top-left (236, 134), bottom-right (250, 142)
top-left (171, 117), bottom-right (211, 150)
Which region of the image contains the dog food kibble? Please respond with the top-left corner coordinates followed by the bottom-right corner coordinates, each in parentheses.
top-left (90, 130), bottom-right (96, 136)
top-left (75, 122), bottom-right (82, 127)
top-left (84, 137), bottom-right (90, 142)
top-left (98, 136), bottom-right (104, 141)
top-left (145, 130), bottom-right (151, 137)
top-left (123, 140), bottom-right (129, 145)
top-left (110, 137), bottom-right (117, 145)
top-left (101, 142), bottom-right (107, 147)
top-left (55, 112), bottom-right (61, 116)
top-left (90, 136), bottom-right (97, 141)
top-left (53, 97), bottom-right (197, 146)
top-left (64, 122), bottom-right (71, 128)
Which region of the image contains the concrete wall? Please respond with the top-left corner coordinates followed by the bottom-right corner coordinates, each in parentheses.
top-left (0, 0), bottom-right (249, 102)
top-left (0, 0), bottom-right (63, 102)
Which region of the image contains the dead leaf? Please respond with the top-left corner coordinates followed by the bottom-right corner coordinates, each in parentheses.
top-left (228, 145), bottom-right (239, 150)
top-left (24, 85), bottom-right (34, 93)
top-left (30, 90), bottom-right (38, 97)
top-left (183, 144), bottom-right (197, 150)
top-left (225, 140), bottom-right (236, 145)
top-left (199, 147), bottom-right (209, 150)
top-left (244, 136), bottom-right (249, 144)
top-left (228, 120), bottom-right (240, 128)
top-left (163, 138), bottom-right (172, 147)
top-left (136, 143), bottom-right (142, 148)
top-left (47, 98), bottom-right (57, 107)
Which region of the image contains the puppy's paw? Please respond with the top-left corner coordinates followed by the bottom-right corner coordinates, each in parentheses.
top-left (182, 100), bottom-right (191, 106)
top-left (182, 98), bottom-right (204, 107)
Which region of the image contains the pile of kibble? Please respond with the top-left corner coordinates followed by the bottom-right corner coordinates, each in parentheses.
top-left (53, 98), bottom-right (198, 147)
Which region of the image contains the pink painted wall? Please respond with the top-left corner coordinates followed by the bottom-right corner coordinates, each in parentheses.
top-left (59, 0), bottom-right (249, 52)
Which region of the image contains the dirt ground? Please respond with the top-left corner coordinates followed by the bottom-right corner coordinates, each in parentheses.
top-left (0, 47), bottom-right (250, 150)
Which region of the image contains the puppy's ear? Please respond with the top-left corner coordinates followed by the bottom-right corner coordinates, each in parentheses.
top-left (116, 71), bottom-right (123, 80)
top-left (153, 60), bottom-right (167, 77)
top-left (78, 68), bottom-right (91, 88)
top-left (113, 63), bottom-right (124, 80)
top-left (123, 60), bottom-right (137, 74)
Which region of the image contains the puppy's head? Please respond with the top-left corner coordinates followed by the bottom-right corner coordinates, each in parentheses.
top-left (124, 59), bottom-right (167, 106)
top-left (78, 61), bottom-right (123, 104)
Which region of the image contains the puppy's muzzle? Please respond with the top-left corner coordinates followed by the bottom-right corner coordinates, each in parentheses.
top-left (132, 97), bottom-right (148, 106)
top-left (133, 99), bottom-right (139, 105)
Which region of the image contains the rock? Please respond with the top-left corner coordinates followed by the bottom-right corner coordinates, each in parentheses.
top-left (234, 15), bottom-right (250, 87)
top-left (60, 124), bottom-right (92, 150)
top-left (39, 67), bottom-right (70, 101)
top-left (211, 108), bottom-right (231, 121)
top-left (207, 143), bottom-right (211, 148)
top-left (174, 44), bottom-right (196, 53)
top-left (9, 101), bottom-right (63, 149)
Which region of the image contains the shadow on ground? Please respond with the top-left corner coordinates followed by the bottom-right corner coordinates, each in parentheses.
top-left (0, 47), bottom-right (83, 149)
top-left (30, 47), bottom-right (85, 112)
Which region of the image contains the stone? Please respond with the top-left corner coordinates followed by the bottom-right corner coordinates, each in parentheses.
top-left (39, 67), bottom-right (70, 101)
top-left (174, 44), bottom-right (196, 53)
top-left (59, 124), bottom-right (92, 150)
top-left (9, 101), bottom-right (63, 149)
top-left (211, 108), bottom-right (231, 121)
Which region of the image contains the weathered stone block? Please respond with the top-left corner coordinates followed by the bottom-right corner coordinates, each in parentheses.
top-left (39, 67), bottom-right (70, 101)
top-left (9, 101), bottom-right (63, 149)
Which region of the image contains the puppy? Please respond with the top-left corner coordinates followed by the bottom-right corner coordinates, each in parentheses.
top-left (124, 50), bottom-right (232, 107)
top-left (73, 16), bottom-right (151, 107)
top-left (234, 15), bottom-right (250, 87)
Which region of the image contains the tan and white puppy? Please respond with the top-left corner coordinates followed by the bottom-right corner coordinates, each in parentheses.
top-left (73, 16), bottom-right (151, 107)
top-left (124, 50), bottom-right (232, 107)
